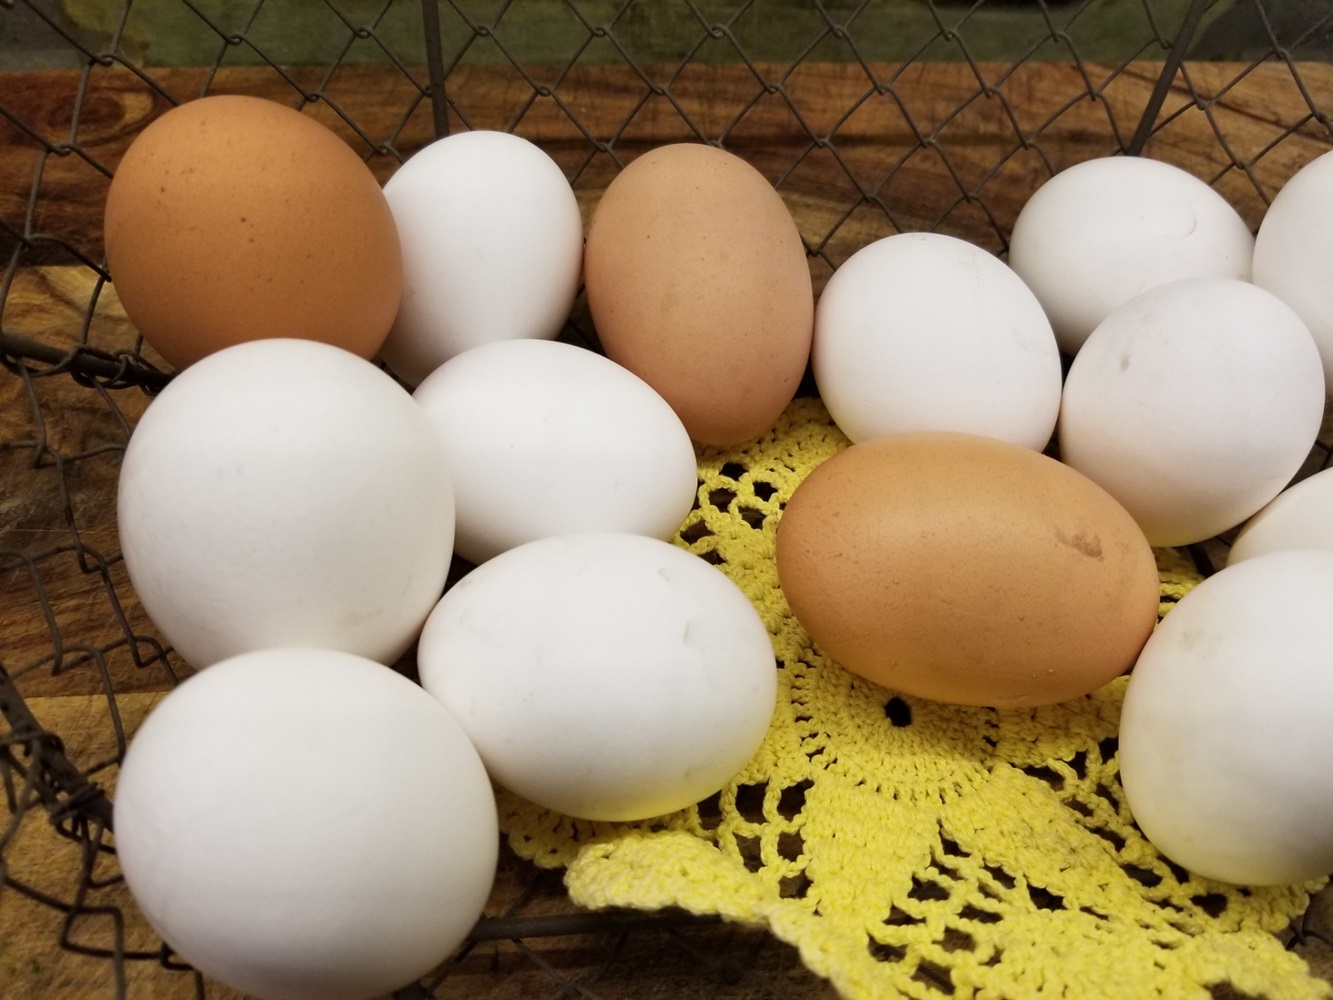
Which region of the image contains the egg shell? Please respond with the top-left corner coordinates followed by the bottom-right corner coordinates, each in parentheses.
top-left (1007, 155), bottom-right (1254, 355)
top-left (103, 94), bottom-right (402, 371)
top-left (1253, 149), bottom-right (1333, 391)
top-left (412, 339), bottom-right (698, 564)
top-left (583, 143), bottom-right (813, 446)
top-left (117, 339), bottom-right (454, 668)
top-left (1058, 277), bottom-right (1325, 547)
top-left (379, 130), bottom-right (584, 386)
top-left (812, 231), bottom-right (1062, 451)
top-left (1118, 550), bottom-right (1333, 885)
top-left (1227, 465), bottom-right (1333, 566)
top-left (416, 532), bottom-right (778, 821)
top-left (112, 648), bottom-right (499, 1000)
top-left (775, 431), bottom-right (1160, 708)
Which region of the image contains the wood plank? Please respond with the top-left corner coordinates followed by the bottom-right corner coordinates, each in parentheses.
top-left (0, 263), bottom-right (171, 700)
top-left (5, 61), bottom-right (1332, 274)
top-left (1124, 60), bottom-right (1333, 227)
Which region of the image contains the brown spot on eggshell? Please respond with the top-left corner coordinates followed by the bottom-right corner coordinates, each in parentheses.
top-left (775, 431), bottom-right (1160, 708)
top-left (1054, 527), bottom-right (1103, 559)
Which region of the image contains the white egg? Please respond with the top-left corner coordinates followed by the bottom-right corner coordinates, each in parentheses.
top-left (416, 532), bottom-right (777, 822)
top-left (1228, 465), bottom-right (1333, 566)
top-left (1118, 550), bottom-right (1333, 885)
top-left (812, 232), bottom-right (1062, 451)
top-left (413, 339), bottom-right (698, 565)
top-left (380, 129), bottom-right (584, 386)
top-left (1253, 149), bottom-right (1333, 392)
top-left (113, 648), bottom-right (498, 1000)
top-left (1058, 277), bottom-right (1324, 547)
top-left (1008, 156), bottom-right (1254, 355)
top-left (117, 339), bottom-right (454, 668)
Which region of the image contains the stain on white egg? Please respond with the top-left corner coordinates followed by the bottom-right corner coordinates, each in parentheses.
top-left (1058, 277), bottom-right (1323, 547)
top-left (415, 532), bottom-right (777, 822)
top-left (813, 232), bottom-right (1062, 451)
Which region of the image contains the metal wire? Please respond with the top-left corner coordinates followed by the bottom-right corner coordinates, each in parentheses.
top-left (2, 1), bottom-right (1332, 997)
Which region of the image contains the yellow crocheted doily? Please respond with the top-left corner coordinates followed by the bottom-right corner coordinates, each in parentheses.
top-left (501, 396), bottom-right (1329, 1000)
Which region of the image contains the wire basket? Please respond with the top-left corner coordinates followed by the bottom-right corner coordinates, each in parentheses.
top-left (3, 2), bottom-right (1333, 998)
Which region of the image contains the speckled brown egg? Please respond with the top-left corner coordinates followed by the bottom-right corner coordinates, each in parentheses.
top-left (775, 431), bottom-right (1160, 707)
top-left (583, 143), bottom-right (813, 447)
top-left (104, 95), bottom-right (401, 371)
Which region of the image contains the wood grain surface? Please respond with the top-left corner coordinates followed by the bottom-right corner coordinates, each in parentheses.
top-left (5, 60), bottom-right (1333, 268)
top-left (3, 61), bottom-right (1333, 1000)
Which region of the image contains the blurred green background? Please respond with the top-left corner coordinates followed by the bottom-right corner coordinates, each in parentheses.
top-left (2, 0), bottom-right (1331, 72)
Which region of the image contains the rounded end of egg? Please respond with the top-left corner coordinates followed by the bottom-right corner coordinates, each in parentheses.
top-left (1253, 148), bottom-right (1333, 392)
top-left (117, 338), bottom-right (454, 669)
top-left (811, 231), bottom-right (1062, 451)
top-left (775, 430), bottom-right (1160, 707)
top-left (1119, 550), bottom-right (1333, 885)
top-left (1057, 277), bottom-right (1325, 547)
top-left (416, 532), bottom-right (778, 821)
top-left (1008, 155), bottom-right (1254, 356)
top-left (377, 129), bottom-right (585, 387)
top-left (583, 143), bottom-right (814, 447)
top-left (113, 647), bottom-right (499, 1000)
top-left (103, 94), bottom-right (402, 371)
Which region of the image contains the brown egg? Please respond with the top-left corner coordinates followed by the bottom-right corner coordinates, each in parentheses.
top-left (583, 143), bottom-right (813, 446)
top-left (103, 95), bottom-right (401, 370)
top-left (775, 432), bottom-right (1160, 707)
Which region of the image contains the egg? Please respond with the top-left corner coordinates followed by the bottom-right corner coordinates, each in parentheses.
top-left (379, 130), bottom-right (584, 386)
top-left (583, 143), bottom-right (813, 446)
top-left (412, 339), bottom-right (698, 564)
top-left (103, 94), bottom-right (402, 370)
top-left (1007, 155), bottom-right (1253, 356)
top-left (775, 431), bottom-right (1160, 708)
top-left (416, 532), bottom-right (777, 821)
top-left (1058, 277), bottom-right (1325, 547)
top-left (1118, 550), bottom-right (1333, 885)
top-left (117, 339), bottom-right (454, 668)
top-left (812, 231), bottom-right (1062, 450)
top-left (112, 647), bottom-right (499, 1000)
top-left (1228, 466), bottom-right (1333, 566)
top-left (1253, 148), bottom-right (1333, 391)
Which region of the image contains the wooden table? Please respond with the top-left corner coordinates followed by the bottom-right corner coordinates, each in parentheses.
top-left (3, 60), bottom-right (1332, 999)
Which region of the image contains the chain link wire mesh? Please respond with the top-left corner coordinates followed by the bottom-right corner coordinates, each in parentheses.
top-left (2, 1), bottom-right (1333, 997)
